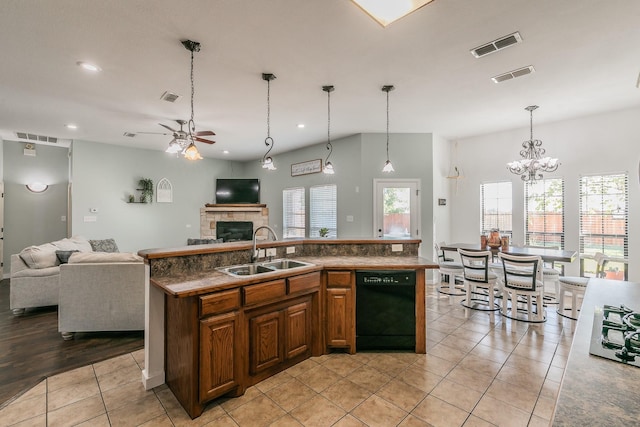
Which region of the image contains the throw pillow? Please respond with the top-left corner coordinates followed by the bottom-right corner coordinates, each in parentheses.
top-left (187, 238), bottom-right (224, 245)
top-left (56, 250), bottom-right (79, 264)
top-left (88, 238), bottom-right (119, 253)
top-left (19, 244), bottom-right (58, 269)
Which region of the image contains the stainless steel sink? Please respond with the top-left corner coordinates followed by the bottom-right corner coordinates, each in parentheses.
top-left (217, 259), bottom-right (314, 277)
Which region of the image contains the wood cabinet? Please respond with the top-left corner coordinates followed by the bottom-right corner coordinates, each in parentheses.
top-left (165, 271), bottom-right (320, 419)
top-left (325, 271), bottom-right (355, 353)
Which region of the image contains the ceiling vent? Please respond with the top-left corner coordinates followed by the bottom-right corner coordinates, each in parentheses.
top-left (491, 65), bottom-right (535, 83)
top-left (16, 132), bottom-right (58, 143)
top-left (471, 32), bottom-right (522, 58)
top-left (123, 132), bottom-right (136, 137)
top-left (160, 91), bottom-right (180, 103)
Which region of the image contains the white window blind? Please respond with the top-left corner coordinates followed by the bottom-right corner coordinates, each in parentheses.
top-left (282, 187), bottom-right (305, 238)
top-left (525, 178), bottom-right (564, 248)
top-left (310, 184), bottom-right (337, 238)
top-left (480, 181), bottom-right (512, 236)
top-left (579, 173), bottom-right (628, 278)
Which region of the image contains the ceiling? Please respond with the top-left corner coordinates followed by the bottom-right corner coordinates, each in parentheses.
top-left (1, 0), bottom-right (639, 161)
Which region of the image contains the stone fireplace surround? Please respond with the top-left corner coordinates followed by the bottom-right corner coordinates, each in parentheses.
top-left (200, 205), bottom-right (269, 241)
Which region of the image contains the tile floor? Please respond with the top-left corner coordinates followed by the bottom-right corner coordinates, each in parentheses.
top-left (0, 284), bottom-right (576, 426)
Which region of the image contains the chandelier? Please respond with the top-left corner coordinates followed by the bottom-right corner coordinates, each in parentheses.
top-left (507, 105), bottom-right (559, 181)
top-left (382, 85), bottom-right (395, 173)
top-left (322, 85), bottom-right (335, 174)
top-left (261, 73), bottom-right (277, 170)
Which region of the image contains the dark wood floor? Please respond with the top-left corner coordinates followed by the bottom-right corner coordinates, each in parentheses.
top-left (0, 278), bottom-right (144, 408)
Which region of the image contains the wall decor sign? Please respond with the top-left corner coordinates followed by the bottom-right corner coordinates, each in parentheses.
top-left (291, 159), bottom-right (322, 176)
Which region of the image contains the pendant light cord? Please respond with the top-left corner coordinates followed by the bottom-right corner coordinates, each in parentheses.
top-left (188, 49), bottom-right (195, 137)
top-left (386, 89), bottom-right (390, 161)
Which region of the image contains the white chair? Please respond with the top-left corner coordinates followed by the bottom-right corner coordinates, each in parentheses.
top-left (498, 253), bottom-right (546, 323)
top-left (557, 252), bottom-right (608, 320)
top-left (521, 245), bottom-right (561, 303)
top-left (435, 243), bottom-right (464, 295)
top-left (458, 249), bottom-right (499, 311)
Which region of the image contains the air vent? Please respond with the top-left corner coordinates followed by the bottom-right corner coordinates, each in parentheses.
top-left (160, 91), bottom-right (180, 103)
top-left (16, 132), bottom-right (58, 143)
top-left (471, 32), bottom-right (522, 58)
top-left (491, 65), bottom-right (535, 83)
top-left (123, 132), bottom-right (136, 137)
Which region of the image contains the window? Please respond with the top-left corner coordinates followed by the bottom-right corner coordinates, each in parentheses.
top-left (480, 182), bottom-right (512, 236)
top-left (282, 187), bottom-right (305, 238)
top-left (310, 184), bottom-right (337, 237)
top-left (525, 178), bottom-right (564, 248)
top-left (579, 173), bottom-right (628, 279)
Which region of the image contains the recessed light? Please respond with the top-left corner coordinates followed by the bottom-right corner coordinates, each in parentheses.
top-left (223, 150), bottom-right (229, 154)
top-left (65, 124), bottom-right (78, 130)
top-left (76, 61), bottom-right (101, 72)
top-left (297, 124), bottom-right (305, 129)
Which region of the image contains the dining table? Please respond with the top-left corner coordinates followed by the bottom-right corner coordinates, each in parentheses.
top-left (439, 242), bottom-right (577, 263)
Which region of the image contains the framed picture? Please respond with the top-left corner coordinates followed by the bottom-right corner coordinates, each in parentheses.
top-left (291, 159), bottom-right (322, 176)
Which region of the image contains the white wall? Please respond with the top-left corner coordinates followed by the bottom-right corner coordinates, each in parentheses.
top-left (70, 140), bottom-right (238, 252)
top-left (432, 133), bottom-right (452, 260)
top-left (450, 107), bottom-right (640, 279)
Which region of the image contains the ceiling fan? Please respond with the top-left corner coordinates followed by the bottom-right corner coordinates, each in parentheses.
top-left (157, 119), bottom-right (216, 145)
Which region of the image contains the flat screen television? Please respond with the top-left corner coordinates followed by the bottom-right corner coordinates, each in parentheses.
top-left (215, 178), bottom-right (260, 204)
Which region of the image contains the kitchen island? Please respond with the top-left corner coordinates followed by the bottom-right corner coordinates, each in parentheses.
top-left (553, 278), bottom-right (640, 426)
top-left (139, 238), bottom-right (437, 418)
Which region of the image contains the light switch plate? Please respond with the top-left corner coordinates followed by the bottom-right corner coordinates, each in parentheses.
top-left (258, 249), bottom-right (266, 258)
top-left (286, 246), bottom-right (296, 254)
top-left (391, 244), bottom-right (403, 252)
top-left (83, 216), bottom-right (97, 222)
top-left (346, 215), bottom-right (354, 222)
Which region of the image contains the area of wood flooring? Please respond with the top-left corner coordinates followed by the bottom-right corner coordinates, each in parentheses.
top-left (0, 279), bottom-right (144, 407)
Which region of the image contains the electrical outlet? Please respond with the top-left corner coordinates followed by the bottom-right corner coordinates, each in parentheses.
top-left (266, 248), bottom-right (277, 257)
top-left (286, 246), bottom-right (296, 254)
top-left (391, 244), bottom-right (403, 252)
top-left (258, 249), bottom-right (266, 258)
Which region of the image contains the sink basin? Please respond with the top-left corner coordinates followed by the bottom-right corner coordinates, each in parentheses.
top-left (217, 259), bottom-right (314, 277)
top-left (262, 259), bottom-right (311, 270)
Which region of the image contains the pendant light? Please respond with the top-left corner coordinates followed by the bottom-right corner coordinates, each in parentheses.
top-left (322, 85), bottom-right (335, 174)
top-left (261, 73), bottom-right (277, 170)
top-left (181, 40), bottom-right (203, 160)
top-left (382, 85), bottom-right (395, 173)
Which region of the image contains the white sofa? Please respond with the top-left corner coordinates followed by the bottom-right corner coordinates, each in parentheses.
top-left (58, 252), bottom-right (145, 340)
top-left (9, 236), bottom-right (94, 315)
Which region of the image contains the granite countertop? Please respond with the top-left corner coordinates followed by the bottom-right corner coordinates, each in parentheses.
top-left (151, 255), bottom-right (437, 298)
top-left (553, 278), bottom-right (640, 426)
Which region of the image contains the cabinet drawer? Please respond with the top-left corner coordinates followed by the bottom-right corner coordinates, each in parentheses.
top-left (200, 289), bottom-right (241, 317)
top-left (326, 271), bottom-right (352, 288)
top-left (288, 272), bottom-right (320, 294)
top-left (244, 279), bottom-right (286, 306)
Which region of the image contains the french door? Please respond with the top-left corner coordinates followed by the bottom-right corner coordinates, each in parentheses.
top-left (373, 179), bottom-right (420, 239)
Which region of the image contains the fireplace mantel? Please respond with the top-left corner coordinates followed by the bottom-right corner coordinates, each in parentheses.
top-left (200, 205), bottom-right (269, 239)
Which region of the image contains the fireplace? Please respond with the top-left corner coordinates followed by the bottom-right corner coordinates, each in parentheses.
top-left (216, 221), bottom-right (253, 242)
top-left (200, 205), bottom-right (268, 240)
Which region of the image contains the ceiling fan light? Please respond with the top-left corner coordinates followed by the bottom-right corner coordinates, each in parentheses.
top-left (165, 140), bottom-right (182, 153)
top-left (183, 142), bottom-right (203, 160)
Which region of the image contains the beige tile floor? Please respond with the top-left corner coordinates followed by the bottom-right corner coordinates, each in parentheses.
top-left (0, 285), bottom-right (576, 426)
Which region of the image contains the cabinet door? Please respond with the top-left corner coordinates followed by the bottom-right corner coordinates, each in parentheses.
top-left (249, 310), bottom-right (284, 375)
top-left (326, 288), bottom-right (354, 349)
top-left (199, 311), bottom-right (239, 401)
top-left (285, 300), bottom-right (312, 360)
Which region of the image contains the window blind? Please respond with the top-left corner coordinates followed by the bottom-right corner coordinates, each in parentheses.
top-left (525, 178), bottom-right (564, 248)
top-left (480, 181), bottom-right (512, 237)
top-left (579, 173), bottom-right (628, 278)
top-left (282, 187), bottom-right (305, 238)
top-left (310, 184), bottom-right (337, 237)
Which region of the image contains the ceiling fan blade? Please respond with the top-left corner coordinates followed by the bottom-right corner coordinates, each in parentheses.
top-left (159, 123), bottom-right (178, 132)
top-left (195, 130), bottom-right (215, 136)
top-left (194, 136), bottom-right (216, 144)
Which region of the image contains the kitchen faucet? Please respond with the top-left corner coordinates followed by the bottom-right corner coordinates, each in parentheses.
top-left (251, 225), bottom-right (278, 263)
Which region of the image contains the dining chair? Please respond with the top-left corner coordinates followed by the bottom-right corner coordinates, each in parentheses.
top-left (458, 249), bottom-right (499, 311)
top-left (523, 245), bottom-right (561, 304)
top-left (498, 253), bottom-right (546, 323)
top-left (435, 242), bottom-right (464, 295)
top-left (557, 252), bottom-right (608, 320)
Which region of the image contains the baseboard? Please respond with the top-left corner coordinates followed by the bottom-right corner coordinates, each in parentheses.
top-left (141, 369), bottom-right (165, 390)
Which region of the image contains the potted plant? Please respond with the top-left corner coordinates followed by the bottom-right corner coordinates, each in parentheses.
top-left (138, 178), bottom-right (154, 203)
top-left (319, 227), bottom-right (329, 238)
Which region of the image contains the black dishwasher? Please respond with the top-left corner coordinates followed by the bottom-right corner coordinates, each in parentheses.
top-left (355, 270), bottom-right (416, 350)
